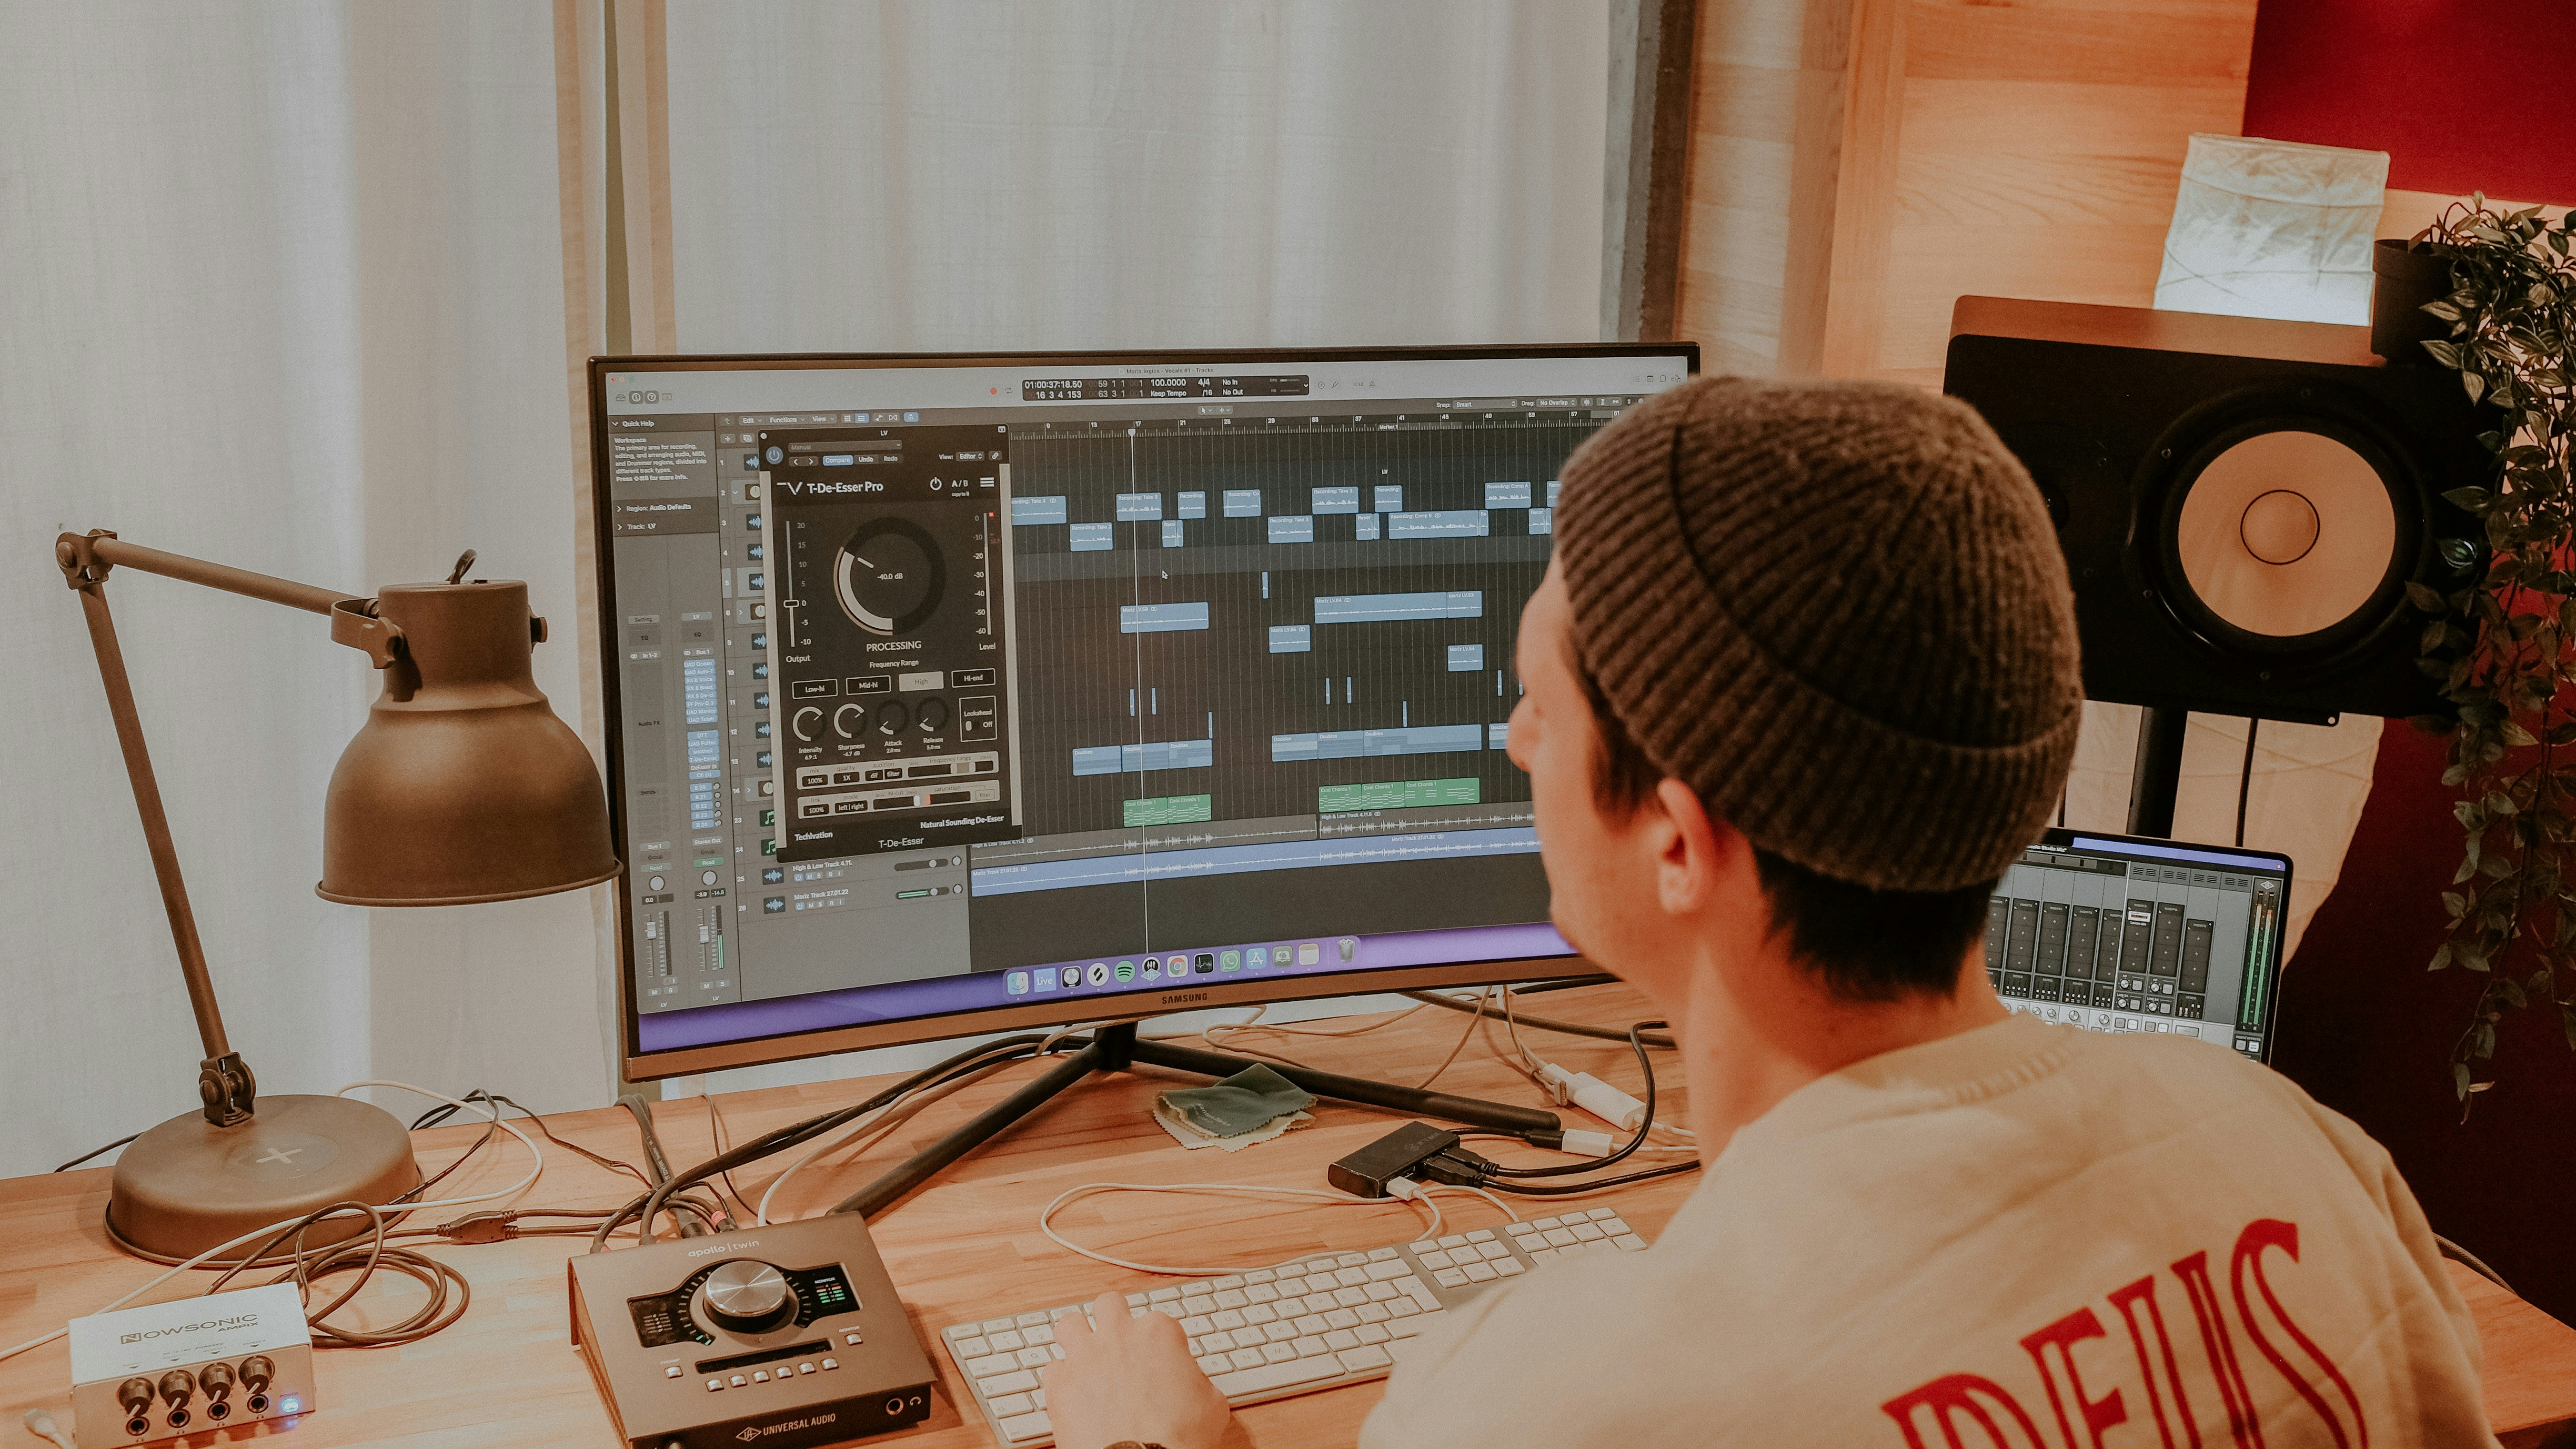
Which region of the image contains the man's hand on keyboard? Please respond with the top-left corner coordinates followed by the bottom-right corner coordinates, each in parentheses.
top-left (1041, 1290), bottom-right (1233, 1449)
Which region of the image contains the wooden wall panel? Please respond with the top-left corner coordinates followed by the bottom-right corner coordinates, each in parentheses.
top-left (1678, 0), bottom-right (2261, 389)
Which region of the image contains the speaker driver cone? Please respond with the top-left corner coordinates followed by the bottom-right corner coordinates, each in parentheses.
top-left (2164, 424), bottom-right (2409, 660)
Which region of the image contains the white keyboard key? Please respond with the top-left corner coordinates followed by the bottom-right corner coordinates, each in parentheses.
top-left (1417, 1249), bottom-right (1455, 1269)
top-left (967, 1353), bottom-right (1019, 1378)
top-left (1214, 1290), bottom-right (1249, 1309)
top-left (1569, 1223), bottom-right (1605, 1242)
top-left (1025, 1324), bottom-right (1055, 1345)
top-left (1406, 1241), bottom-right (1437, 1254)
top-left (1367, 1246), bottom-right (1399, 1261)
top-left (1229, 1347), bottom-right (1268, 1372)
top-left (1245, 1284), bottom-right (1279, 1304)
top-left (1209, 1355), bottom-right (1344, 1397)
top-left (1505, 1220), bottom-right (1538, 1236)
top-left (1149, 1303), bottom-right (1184, 1319)
top-left (1034, 1388), bottom-right (1046, 1408)
top-left (1477, 1241), bottom-right (1513, 1261)
top-left (1017, 1311), bottom-right (1050, 1327)
top-left (1362, 1282), bottom-right (1399, 1303)
top-left (1212, 1309), bottom-right (1246, 1330)
top-left (1531, 1216), bottom-right (1562, 1231)
top-left (1337, 1345), bottom-right (1393, 1373)
top-left (1323, 1307), bottom-right (1361, 1330)
top-left (1017, 1346), bottom-right (1053, 1369)
top-left (989, 1392), bottom-right (1033, 1417)
top-left (1587, 1207), bottom-right (1620, 1221)
top-left (1293, 1335), bottom-right (1332, 1357)
top-left (1261, 1341), bottom-right (1299, 1364)
top-left (1201, 1330), bottom-right (1235, 1352)
top-left (1213, 1275), bottom-right (1245, 1290)
top-left (1181, 1314), bottom-right (1214, 1336)
top-left (1355, 1302), bottom-right (1391, 1323)
top-left (1387, 1297), bottom-right (1420, 1318)
top-left (997, 1409), bottom-right (1052, 1442)
top-left (1196, 1353), bottom-right (1234, 1375)
top-left (983, 1369), bottom-right (1041, 1396)
top-left (1357, 1322), bottom-right (1391, 1344)
top-left (983, 1316), bottom-right (1015, 1333)
top-left (1246, 1269), bottom-right (1276, 1283)
top-left (954, 1336), bottom-right (991, 1359)
top-left (1263, 1322), bottom-right (1299, 1344)
top-left (1332, 1286), bottom-right (1370, 1309)
top-left (945, 1323), bottom-right (980, 1340)
top-left (1596, 1215), bottom-right (1632, 1235)
top-left (984, 1331), bottom-right (1022, 1353)
top-left (1243, 1304), bottom-right (1278, 1325)
top-left (1404, 1280), bottom-right (1444, 1313)
top-left (1365, 1259), bottom-right (1412, 1281)
top-left (1436, 1234), bottom-right (1468, 1249)
top-left (1052, 1344), bottom-right (1067, 1360)
top-left (1126, 1292), bottom-right (1149, 1306)
top-left (1181, 1295), bottom-right (1219, 1315)
top-left (1324, 1329), bottom-right (1361, 1351)
top-left (1613, 1234), bottom-right (1648, 1252)
top-left (1466, 1229), bottom-right (1494, 1242)
top-left (1336, 1254), bottom-right (1370, 1269)
top-left (1495, 1259), bottom-right (1526, 1277)
top-left (1542, 1228), bottom-right (1579, 1247)
top-left (1052, 1305), bottom-right (1086, 1321)
top-left (1433, 1268), bottom-right (1468, 1289)
top-left (1333, 1267), bottom-right (1372, 1289)
top-left (1462, 1261), bottom-right (1497, 1283)
top-left (1149, 1287), bottom-right (1181, 1302)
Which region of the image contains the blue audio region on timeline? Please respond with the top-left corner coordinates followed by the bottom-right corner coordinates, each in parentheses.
top-left (1072, 738), bottom-right (1215, 776)
top-left (971, 827), bottom-right (1542, 898)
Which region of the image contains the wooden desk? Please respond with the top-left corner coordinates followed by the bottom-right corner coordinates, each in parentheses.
top-left (5, 986), bottom-right (2573, 1447)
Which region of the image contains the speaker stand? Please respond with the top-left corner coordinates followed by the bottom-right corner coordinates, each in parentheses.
top-left (2127, 706), bottom-right (2190, 838)
top-left (830, 1022), bottom-right (1560, 1219)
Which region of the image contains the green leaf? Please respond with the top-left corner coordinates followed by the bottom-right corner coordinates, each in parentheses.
top-left (2407, 580), bottom-right (2449, 612)
top-left (2466, 370), bottom-right (2488, 405)
top-left (2427, 338), bottom-right (2464, 368)
top-left (2499, 977), bottom-right (2529, 1008)
top-left (2442, 487), bottom-right (2494, 511)
top-left (2504, 721), bottom-right (2540, 748)
top-left (2454, 1060), bottom-right (2473, 1099)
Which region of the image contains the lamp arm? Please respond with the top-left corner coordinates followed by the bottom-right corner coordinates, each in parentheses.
top-left (51, 530), bottom-right (383, 1128)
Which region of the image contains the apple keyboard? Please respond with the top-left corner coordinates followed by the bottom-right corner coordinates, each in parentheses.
top-left (938, 1205), bottom-right (1650, 1445)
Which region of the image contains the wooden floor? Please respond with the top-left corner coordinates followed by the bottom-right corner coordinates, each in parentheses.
top-left (3, 984), bottom-right (2571, 1447)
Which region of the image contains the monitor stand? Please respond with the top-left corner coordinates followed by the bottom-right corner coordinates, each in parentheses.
top-left (834, 1021), bottom-right (1559, 1217)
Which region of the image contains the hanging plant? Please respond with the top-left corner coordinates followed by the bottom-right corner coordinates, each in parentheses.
top-left (2406, 197), bottom-right (2576, 1107)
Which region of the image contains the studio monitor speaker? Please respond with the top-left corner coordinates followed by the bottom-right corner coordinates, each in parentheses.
top-left (1943, 297), bottom-right (2489, 724)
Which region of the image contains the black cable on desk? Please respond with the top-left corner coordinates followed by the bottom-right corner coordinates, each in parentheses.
top-left (1473, 1021), bottom-right (1665, 1179)
top-left (593, 1033), bottom-right (1055, 1251)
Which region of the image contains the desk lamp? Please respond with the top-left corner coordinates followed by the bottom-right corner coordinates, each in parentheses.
top-left (54, 530), bottom-right (620, 1263)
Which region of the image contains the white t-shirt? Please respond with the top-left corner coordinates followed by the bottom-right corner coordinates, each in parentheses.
top-left (1362, 1014), bottom-right (2493, 1447)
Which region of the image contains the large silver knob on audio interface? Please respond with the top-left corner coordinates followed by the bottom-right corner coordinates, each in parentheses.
top-left (702, 1260), bottom-right (796, 1335)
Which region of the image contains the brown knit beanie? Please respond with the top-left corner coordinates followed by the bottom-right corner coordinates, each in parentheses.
top-left (1555, 375), bottom-right (2082, 893)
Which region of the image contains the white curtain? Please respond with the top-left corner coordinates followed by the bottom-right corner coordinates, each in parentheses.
top-left (661, 0), bottom-right (1609, 354)
top-left (0, 3), bottom-right (604, 1178)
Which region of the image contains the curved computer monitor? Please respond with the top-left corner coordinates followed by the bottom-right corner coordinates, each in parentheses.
top-left (588, 345), bottom-right (1699, 1079)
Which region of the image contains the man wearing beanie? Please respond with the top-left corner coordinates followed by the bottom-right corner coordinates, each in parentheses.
top-left (1041, 377), bottom-right (2494, 1448)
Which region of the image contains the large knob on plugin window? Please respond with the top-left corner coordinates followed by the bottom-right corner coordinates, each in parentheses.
top-left (702, 1260), bottom-right (797, 1335)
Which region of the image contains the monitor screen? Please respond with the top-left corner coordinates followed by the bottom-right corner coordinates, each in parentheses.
top-left (591, 347), bottom-right (1698, 1076)
top-left (1988, 829), bottom-right (2292, 1062)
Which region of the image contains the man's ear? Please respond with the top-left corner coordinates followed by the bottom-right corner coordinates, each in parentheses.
top-left (1652, 777), bottom-right (1732, 917)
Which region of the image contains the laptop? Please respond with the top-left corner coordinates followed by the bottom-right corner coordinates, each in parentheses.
top-left (1986, 828), bottom-right (2290, 1062)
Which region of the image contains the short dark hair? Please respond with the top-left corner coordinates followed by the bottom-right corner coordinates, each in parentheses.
top-left (1573, 657), bottom-right (1994, 1000)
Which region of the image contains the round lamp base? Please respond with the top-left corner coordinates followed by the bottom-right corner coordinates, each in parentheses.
top-left (106, 1094), bottom-right (423, 1265)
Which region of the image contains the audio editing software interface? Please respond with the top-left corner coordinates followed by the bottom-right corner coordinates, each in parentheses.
top-left (597, 353), bottom-right (1692, 1047)
top-left (1986, 836), bottom-right (2287, 1061)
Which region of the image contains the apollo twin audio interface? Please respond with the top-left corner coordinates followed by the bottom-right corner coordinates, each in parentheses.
top-left (568, 1215), bottom-right (934, 1449)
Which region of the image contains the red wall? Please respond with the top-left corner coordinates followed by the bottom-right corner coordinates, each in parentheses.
top-left (2246, 0), bottom-right (2576, 1322)
top-left (2242, 0), bottom-right (2576, 202)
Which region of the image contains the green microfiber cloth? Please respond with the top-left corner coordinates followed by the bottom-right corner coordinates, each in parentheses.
top-left (1155, 1064), bottom-right (1316, 1138)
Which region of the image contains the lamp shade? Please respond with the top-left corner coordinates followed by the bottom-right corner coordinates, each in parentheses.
top-left (317, 578), bottom-right (620, 905)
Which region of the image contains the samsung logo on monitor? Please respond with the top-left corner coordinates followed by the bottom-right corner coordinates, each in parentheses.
top-left (1159, 992), bottom-right (1209, 1006)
